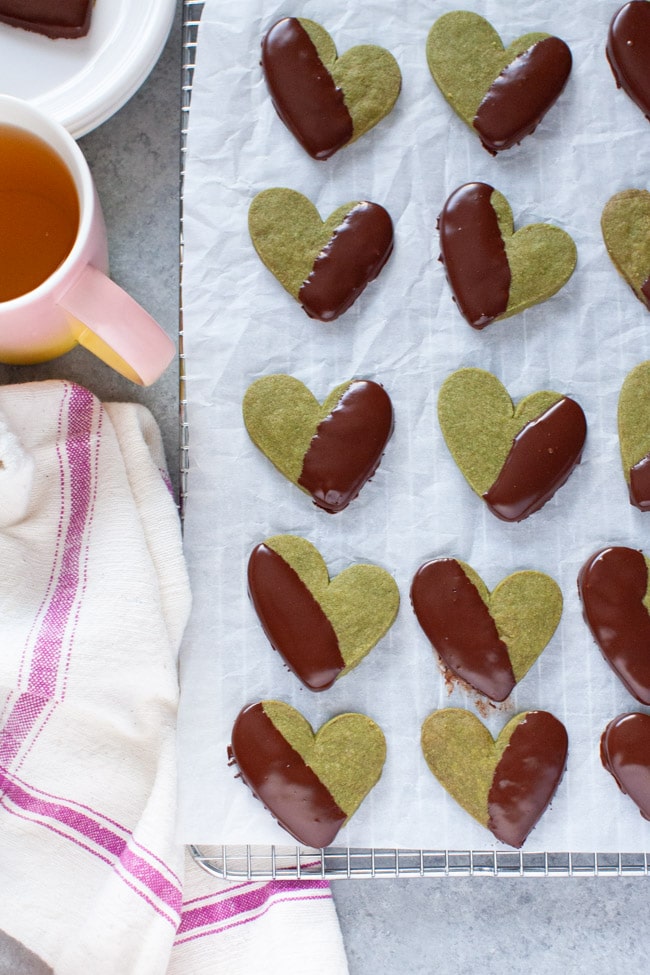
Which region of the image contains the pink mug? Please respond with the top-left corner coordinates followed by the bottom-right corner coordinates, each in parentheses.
top-left (0, 94), bottom-right (175, 386)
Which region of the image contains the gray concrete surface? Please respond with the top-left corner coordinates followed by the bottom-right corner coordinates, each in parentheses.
top-left (1, 2), bottom-right (650, 972)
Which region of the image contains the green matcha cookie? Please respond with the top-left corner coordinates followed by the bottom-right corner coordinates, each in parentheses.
top-left (242, 374), bottom-right (394, 513)
top-left (249, 189), bottom-right (394, 322)
top-left (437, 368), bottom-right (587, 522)
top-left (230, 700), bottom-right (386, 847)
top-left (261, 17), bottom-right (401, 160)
top-left (602, 190), bottom-right (650, 311)
top-left (248, 534), bottom-right (399, 691)
top-left (421, 708), bottom-right (568, 847)
top-left (411, 557), bottom-right (562, 701)
top-left (438, 182), bottom-right (577, 328)
top-left (426, 11), bottom-right (572, 154)
top-left (618, 360), bottom-right (650, 510)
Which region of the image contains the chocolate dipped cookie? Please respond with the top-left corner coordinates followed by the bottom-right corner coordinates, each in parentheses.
top-left (579, 546), bottom-right (650, 705)
top-left (261, 17), bottom-right (401, 160)
top-left (618, 361), bottom-right (650, 510)
top-left (438, 182), bottom-right (577, 329)
top-left (421, 708), bottom-right (568, 848)
top-left (411, 558), bottom-right (562, 702)
top-left (602, 190), bottom-right (650, 312)
top-left (249, 188), bottom-right (393, 322)
top-left (607, 2), bottom-right (650, 122)
top-left (426, 11), bottom-right (572, 154)
top-left (229, 700), bottom-right (386, 848)
top-left (248, 535), bottom-right (399, 691)
top-left (243, 374), bottom-right (393, 513)
top-left (437, 368), bottom-right (586, 522)
top-left (601, 712), bottom-right (650, 820)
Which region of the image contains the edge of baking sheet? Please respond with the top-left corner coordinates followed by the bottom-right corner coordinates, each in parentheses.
top-left (179, 0), bottom-right (649, 882)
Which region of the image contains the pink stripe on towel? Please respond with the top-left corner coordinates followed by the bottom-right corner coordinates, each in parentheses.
top-left (1, 385), bottom-right (98, 771)
top-left (176, 879), bottom-right (331, 941)
top-left (28, 384), bottom-right (97, 700)
top-left (0, 694), bottom-right (51, 769)
top-left (0, 766), bottom-right (182, 923)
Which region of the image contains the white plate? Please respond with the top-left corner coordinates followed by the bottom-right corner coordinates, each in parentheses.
top-left (0, 0), bottom-right (176, 138)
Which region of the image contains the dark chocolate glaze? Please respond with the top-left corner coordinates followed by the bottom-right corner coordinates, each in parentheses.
top-left (437, 182), bottom-right (510, 329)
top-left (601, 712), bottom-right (650, 820)
top-left (578, 546), bottom-right (650, 705)
top-left (483, 396), bottom-right (587, 522)
top-left (410, 558), bottom-right (515, 702)
top-left (248, 542), bottom-right (345, 691)
top-left (261, 17), bottom-right (353, 160)
top-left (606, 2), bottom-right (650, 121)
top-left (298, 202), bottom-right (394, 321)
top-left (629, 453), bottom-right (650, 510)
top-left (298, 379), bottom-right (394, 513)
top-left (488, 711), bottom-right (568, 848)
top-left (0, 0), bottom-right (91, 38)
top-left (474, 36), bottom-right (572, 154)
top-left (229, 702), bottom-right (347, 848)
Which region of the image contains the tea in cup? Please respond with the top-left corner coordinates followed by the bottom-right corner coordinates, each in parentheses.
top-left (0, 95), bottom-right (175, 386)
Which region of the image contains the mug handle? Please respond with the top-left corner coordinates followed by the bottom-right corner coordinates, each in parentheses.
top-left (59, 265), bottom-right (176, 386)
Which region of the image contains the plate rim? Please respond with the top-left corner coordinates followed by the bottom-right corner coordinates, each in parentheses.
top-left (7, 0), bottom-right (179, 138)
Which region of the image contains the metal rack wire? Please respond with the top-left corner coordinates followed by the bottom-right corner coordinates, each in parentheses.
top-left (180, 0), bottom-right (649, 882)
top-left (179, 0), bottom-right (202, 520)
top-left (189, 845), bottom-right (650, 881)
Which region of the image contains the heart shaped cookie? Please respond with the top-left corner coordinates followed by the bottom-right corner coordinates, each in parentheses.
top-left (243, 374), bottom-right (394, 513)
top-left (618, 361), bottom-right (650, 509)
top-left (411, 558), bottom-right (562, 701)
top-left (602, 190), bottom-right (650, 311)
top-left (601, 712), bottom-right (650, 820)
top-left (421, 708), bottom-right (568, 847)
top-left (261, 17), bottom-right (401, 160)
top-left (426, 11), bottom-right (572, 154)
top-left (229, 700), bottom-right (386, 848)
top-left (438, 368), bottom-right (587, 522)
top-left (438, 182), bottom-right (577, 329)
top-left (248, 535), bottom-right (399, 691)
top-left (578, 546), bottom-right (650, 704)
top-left (249, 189), bottom-right (393, 322)
top-left (607, 2), bottom-right (650, 122)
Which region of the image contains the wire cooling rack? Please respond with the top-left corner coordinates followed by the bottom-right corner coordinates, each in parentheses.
top-left (180, 0), bottom-right (649, 882)
top-left (189, 846), bottom-right (650, 881)
top-left (179, 0), bottom-right (200, 519)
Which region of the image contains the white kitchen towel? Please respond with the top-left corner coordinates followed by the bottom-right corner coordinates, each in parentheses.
top-left (0, 380), bottom-right (347, 975)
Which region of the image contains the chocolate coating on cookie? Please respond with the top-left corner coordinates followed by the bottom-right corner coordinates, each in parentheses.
top-left (474, 36), bottom-right (572, 153)
top-left (248, 543), bottom-right (345, 691)
top-left (411, 558), bottom-right (515, 701)
top-left (299, 203), bottom-right (394, 322)
top-left (261, 17), bottom-right (353, 159)
top-left (629, 453), bottom-right (650, 510)
top-left (488, 710), bottom-right (568, 847)
top-left (607, 2), bottom-right (650, 121)
top-left (298, 378), bottom-right (394, 513)
top-left (578, 546), bottom-right (650, 705)
top-left (483, 396), bottom-right (586, 522)
top-left (601, 712), bottom-right (650, 820)
top-left (438, 182), bottom-right (510, 328)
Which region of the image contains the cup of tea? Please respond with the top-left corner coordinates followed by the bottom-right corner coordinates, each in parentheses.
top-left (0, 94), bottom-right (175, 386)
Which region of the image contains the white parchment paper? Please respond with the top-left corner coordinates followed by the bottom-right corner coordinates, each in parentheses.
top-left (177, 0), bottom-right (650, 851)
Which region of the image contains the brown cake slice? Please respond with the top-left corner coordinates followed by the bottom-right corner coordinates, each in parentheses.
top-left (0, 0), bottom-right (93, 39)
